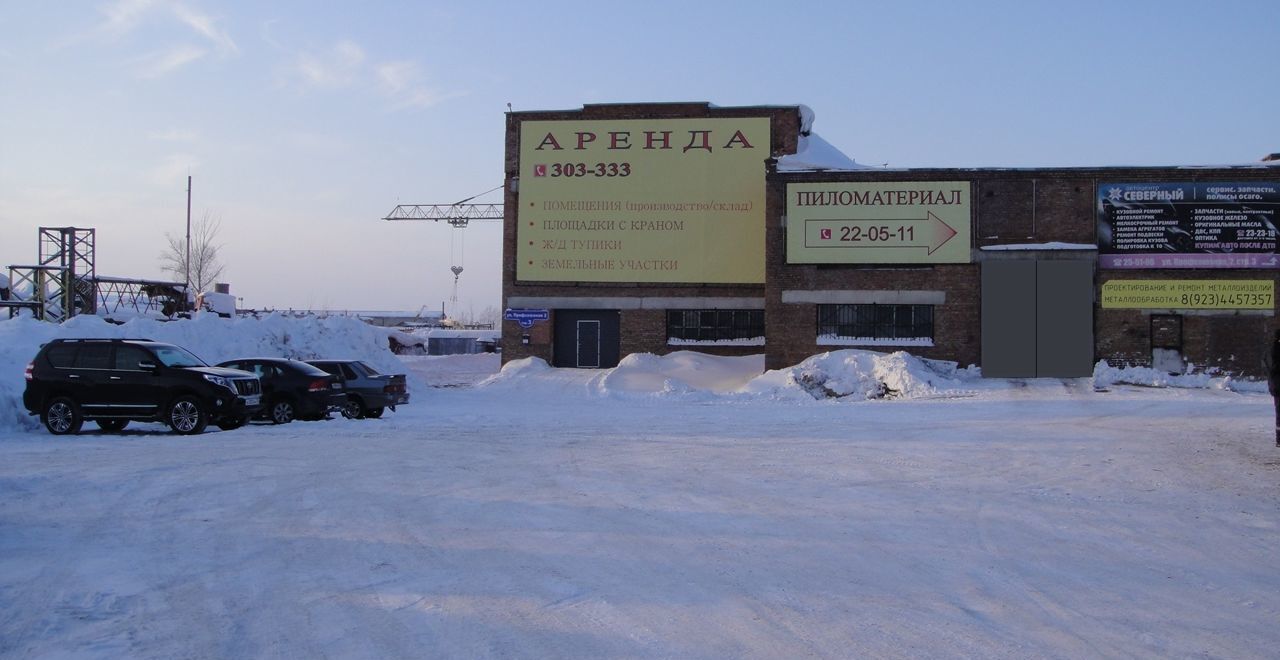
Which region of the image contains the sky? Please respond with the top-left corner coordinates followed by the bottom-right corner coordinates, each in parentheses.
top-left (2, 1), bottom-right (1278, 315)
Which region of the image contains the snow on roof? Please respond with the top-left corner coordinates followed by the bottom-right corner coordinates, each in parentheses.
top-left (775, 103), bottom-right (868, 172)
top-left (777, 133), bottom-right (871, 172)
top-left (980, 242), bottom-right (1097, 251)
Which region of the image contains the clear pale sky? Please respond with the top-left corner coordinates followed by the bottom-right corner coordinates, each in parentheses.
top-left (2, 1), bottom-right (1277, 315)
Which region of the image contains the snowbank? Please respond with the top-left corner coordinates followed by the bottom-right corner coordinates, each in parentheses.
top-left (478, 356), bottom-right (554, 388)
top-left (597, 352), bottom-right (764, 396)
top-left (479, 349), bottom-right (979, 402)
top-left (1092, 360), bottom-right (1267, 393)
top-left (0, 313), bottom-right (415, 432)
top-left (744, 349), bottom-right (978, 400)
top-left (479, 349), bottom-right (1273, 403)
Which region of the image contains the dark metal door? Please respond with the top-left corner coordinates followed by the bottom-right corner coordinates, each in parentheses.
top-left (553, 310), bottom-right (621, 368)
top-left (1150, 314), bottom-right (1184, 374)
top-left (982, 259), bottom-right (1094, 378)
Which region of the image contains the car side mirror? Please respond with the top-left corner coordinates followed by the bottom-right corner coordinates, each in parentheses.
top-left (138, 360), bottom-right (159, 372)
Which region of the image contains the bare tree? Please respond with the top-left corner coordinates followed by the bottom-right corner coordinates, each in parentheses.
top-left (160, 211), bottom-right (227, 293)
top-left (450, 304), bottom-right (501, 329)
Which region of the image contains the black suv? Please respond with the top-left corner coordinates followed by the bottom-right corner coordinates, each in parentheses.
top-left (23, 338), bottom-right (263, 435)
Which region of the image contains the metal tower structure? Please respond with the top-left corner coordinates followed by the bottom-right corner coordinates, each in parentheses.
top-left (40, 226), bottom-right (97, 319)
top-left (4, 227), bottom-right (98, 321)
top-left (4, 226), bottom-right (190, 321)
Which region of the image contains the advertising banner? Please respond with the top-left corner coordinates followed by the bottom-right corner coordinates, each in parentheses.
top-left (517, 118), bottom-right (769, 283)
top-left (1098, 182), bottom-right (1280, 269)
top-left (1100, 279), bottom-right (1274, 309)
top-left (785, 182), bottom-right (971, 264)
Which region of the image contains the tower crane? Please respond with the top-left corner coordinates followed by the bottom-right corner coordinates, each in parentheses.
top-left (381, 187), bottom-right (503, 308)
top-left (381, 202), bottom-right (503, 227)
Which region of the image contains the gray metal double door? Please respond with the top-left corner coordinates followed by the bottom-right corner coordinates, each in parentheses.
top-left (981, 260), bottom-right (1094, 378)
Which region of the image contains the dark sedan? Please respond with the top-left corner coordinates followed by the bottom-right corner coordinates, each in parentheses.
top-left (306, 359), bottom-right (409, 419)
top-left (216, 358), bottom-right (346, 424)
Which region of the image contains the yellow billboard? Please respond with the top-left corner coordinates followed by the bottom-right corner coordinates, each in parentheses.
top-left (786, 182), bottom-right (972, 264)
top-left (517, 118), bottom-right (769, 283)
top-left (1101, 280), bottom-right (1274, 309)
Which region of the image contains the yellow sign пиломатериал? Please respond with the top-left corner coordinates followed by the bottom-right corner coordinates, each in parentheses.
top-left (517, 118), bottom-right (769, 283)
top-left (785, 182), bottom-right (972, 264)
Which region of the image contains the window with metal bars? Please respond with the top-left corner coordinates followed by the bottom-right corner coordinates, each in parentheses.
top-left (816, 304), bottom-right (934, 341)
top-left (666, 309), bottom-right (765, 342)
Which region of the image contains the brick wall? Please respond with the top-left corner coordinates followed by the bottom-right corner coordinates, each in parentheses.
top-left (501, 102), bottom-right (1277, 375)
top-left (772, 167), bottom-right (1279, 374)
top-left (1093, 270), bottom-right (1278, 377)
top-left (501, 102), bottom-right (800, 364)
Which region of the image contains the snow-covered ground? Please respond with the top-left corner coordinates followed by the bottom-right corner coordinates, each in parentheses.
top-left (1, 316), bottom-right (1278, 658)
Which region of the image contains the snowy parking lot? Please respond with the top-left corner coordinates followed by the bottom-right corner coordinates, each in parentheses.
top-left (2, 317), bottom-right (1279, 658)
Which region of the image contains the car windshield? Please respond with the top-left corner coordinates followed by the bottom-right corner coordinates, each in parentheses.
top-left (152, 344), bottom-right (208, 368)
top-left (356, 361), bottom-right (381, 376)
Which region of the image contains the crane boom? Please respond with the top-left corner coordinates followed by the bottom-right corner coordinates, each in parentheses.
top-left (382, 203), bottom-right (503, 227)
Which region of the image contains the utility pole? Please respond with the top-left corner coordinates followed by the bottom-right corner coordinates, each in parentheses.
top-left (185, 175), bottom-right (192, 302)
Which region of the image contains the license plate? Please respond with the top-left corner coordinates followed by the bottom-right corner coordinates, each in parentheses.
top-left (244, 395), bottom-right (260, 406)
top-left (331, 383), bottom-right (343, 389)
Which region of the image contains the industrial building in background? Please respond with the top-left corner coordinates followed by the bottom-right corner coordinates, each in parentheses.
top-left (500, 102), bottom-right (1279, 378)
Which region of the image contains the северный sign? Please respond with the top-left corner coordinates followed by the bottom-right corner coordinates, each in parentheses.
top-left (785, 182), bottom-right (972, 264)
top-left (1098, 182), bottom-right (1280, 269)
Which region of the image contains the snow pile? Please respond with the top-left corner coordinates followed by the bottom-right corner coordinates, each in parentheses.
top-left (744, 349), bottom-right (977, 400)
top-left (597, 352), bottom-right (764, 396)
top-left (478, 356), bottom-right (554, 388)
top-left (0, 317), bottom-right (66, 430)
top-left (1092, 360), bottom-right (1268, 393)
top-left (481, 350), bottom-right (977, 402)
top-left (0, 313), bottom-right (414, 432)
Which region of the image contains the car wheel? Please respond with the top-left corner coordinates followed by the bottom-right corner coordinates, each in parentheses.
top-left (215, 415), bottom-right (248, 431)
top-left (364, 407), bottom-right (384, 419)
top-left (340, 398), bottom-right (363, 419)
top-left (95, 419), bottom-right (129, 432)
top-left (42, 396), bottom-right (83, 435)
top-left (269, 399), bottom-right (296, 425)
top-left (168, 396), bottom-right (208, 435)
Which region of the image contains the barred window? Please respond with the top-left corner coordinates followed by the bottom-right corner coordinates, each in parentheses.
top-left (817, 304), bottom-right (934, 343)
top-left (667, 309), bottom-right (764, 343)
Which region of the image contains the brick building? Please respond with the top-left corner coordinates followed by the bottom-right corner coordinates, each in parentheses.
top-left (502, 102), bottom-right (1280, 378)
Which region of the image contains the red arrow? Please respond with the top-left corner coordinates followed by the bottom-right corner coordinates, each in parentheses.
top-left (924, 211), bottom-right (958, 254)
